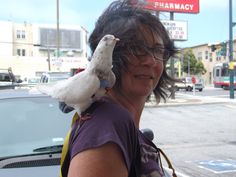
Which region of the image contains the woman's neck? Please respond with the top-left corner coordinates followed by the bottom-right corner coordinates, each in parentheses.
top-left (106, 90), bottom-right (146, 128)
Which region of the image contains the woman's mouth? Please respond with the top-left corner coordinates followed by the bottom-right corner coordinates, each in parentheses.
top-left (134, 74), bottom-right (153, 79)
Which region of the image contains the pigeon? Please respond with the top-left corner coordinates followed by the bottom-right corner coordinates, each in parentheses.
top-left (37, 34), bottom-right (119, 115)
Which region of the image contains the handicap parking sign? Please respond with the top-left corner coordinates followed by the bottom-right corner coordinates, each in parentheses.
top-left (197, 159), bottom-right (236, 173)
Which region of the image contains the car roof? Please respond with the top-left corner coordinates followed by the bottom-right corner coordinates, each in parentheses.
top-left (41, 72), bottom-right (70, 77)
top-left (0, 88), bottom-right (49, 99)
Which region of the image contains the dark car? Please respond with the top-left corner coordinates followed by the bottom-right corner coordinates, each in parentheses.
top-left (0, 89), bottom-right (75, 177)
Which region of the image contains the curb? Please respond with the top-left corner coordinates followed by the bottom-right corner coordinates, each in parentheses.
top-left (145, 93), bottom-right (235, 107)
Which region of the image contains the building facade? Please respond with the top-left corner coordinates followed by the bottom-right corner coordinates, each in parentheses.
top-left (0, 20), bottom-right (88, 79)
top-left (185, 40), bottom-right (236, 86)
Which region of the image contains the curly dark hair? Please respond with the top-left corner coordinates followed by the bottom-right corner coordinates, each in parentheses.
top-left (89, 0), bottom-right (177, 103)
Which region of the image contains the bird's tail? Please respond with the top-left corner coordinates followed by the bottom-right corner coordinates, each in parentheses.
top-left (36, 79), bottom-right (68, 97)
top-left (36, 82), bottom-right (57, 96)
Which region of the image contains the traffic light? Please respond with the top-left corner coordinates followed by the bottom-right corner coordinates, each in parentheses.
top-left (211, 45), bottom-right (216, 52)
top-left (220, 42), bottom-right (227, 56)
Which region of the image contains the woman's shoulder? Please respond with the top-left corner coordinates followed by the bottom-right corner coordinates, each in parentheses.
top-left (87, 97), bottom-right (134, 125)
top-left (70, 97), bottom-right (139, 171)
top-left (75, 97), bottom-right (137, 140)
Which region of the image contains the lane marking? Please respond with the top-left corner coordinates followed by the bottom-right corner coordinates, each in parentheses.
top-left (163, 167), bottom-right (191, 177)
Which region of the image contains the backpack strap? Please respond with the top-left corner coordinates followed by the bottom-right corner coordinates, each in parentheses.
top-left (60, 112), bottom-right (79, 177)
top-left (129, 130), bottom-right (141, 177)
top-left (59, 101), bottom-right (104, 177)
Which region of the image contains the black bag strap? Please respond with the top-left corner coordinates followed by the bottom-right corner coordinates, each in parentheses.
top-left (139, 132), bottom-right (177, 177)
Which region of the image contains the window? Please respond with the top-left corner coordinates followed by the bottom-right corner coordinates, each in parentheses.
top-left (22, 49), bottom-right (26, 56)
top-left (17, 49), bottom-right (26, 56)
top-left (17, 49), bottom-right (21, 56)
top-left (205, 51), bottom-right (208, 59)
top-left (209, 53), bottom-right (212, 62)
top-left (21, 30), bottom-right (26, 39)
top-left (216, 69), bottom-right (220, 77)
top-left (197, 52), bottom-right (202, 60)
top-left (0, 74), bottom-right (10, 82)
top-left (222, 67), bottom-right (229, 76)
top-left (16, 30), bottom-right (21, 39)
top-left (16, 30), bottom-right (26, 39)
top-left (209, 71), bottom-right (212, 84)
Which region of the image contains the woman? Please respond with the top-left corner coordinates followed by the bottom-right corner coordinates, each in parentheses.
top-left (62, 1), bottom-right (177, 177)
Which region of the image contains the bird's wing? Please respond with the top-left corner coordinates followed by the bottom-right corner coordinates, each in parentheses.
top-left (37, 71), bottom-right (100, 105)
top-left (59, 72), bottom-right (101, 105)
top-left (104, 70), bottom-right (116, 88)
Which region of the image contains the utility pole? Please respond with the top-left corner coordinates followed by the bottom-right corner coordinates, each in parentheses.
top-left (188, 56), bottom-right (190, 76)
top-left (229, 0), bottom-right (235, 99)
top-left (170, 12), bottom-right (175, 99)
top-left (47, 47), bottom-right (51, 71)
top-left (56, 0), bottom-right (60, 60)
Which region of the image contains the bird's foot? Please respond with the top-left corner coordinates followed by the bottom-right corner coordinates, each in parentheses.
top-left (80, 113), bottom-right (92, 121)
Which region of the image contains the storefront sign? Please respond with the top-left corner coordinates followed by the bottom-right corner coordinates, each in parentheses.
top-left (161, 20), bottom-right (188, 41)
top-left (131, 0), bottom-right (199, 14)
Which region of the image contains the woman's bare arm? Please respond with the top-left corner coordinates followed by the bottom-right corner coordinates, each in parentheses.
top-left (68, 142), bottom-right (128, 177)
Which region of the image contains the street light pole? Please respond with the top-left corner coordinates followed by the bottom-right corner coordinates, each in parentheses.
top-left (47, 47), bottom-right (51, 71)
top-left (170, 12), bottom-right (175, 99)
top-left (229, 0), bottom-right (235, 99)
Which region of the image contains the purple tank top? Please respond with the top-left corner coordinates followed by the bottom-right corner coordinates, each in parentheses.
top-left (64, 98), bottom-right (165, 177)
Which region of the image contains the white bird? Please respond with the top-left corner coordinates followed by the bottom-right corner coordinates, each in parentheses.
top-left (37, 34), bottom-right (119, 115)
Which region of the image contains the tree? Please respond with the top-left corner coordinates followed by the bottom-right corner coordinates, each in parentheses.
top-left (182, 49), bottom-right (206, 75)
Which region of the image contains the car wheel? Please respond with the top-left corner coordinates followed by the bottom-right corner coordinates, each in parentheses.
top-left (175, 86), bottom-right (179, 91)
top-left (199, 88), bottom-right (203, 92)
top-left (187, 86), bottom-right (192, 91)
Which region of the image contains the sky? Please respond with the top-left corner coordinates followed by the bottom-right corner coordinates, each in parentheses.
top-left (0, 0), bottom-right (235, 48)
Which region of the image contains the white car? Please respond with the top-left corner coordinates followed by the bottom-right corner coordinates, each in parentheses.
top-left (39, 72), bottom-right (70, 83)
top-left (175, 76), bottom-right (204, 92)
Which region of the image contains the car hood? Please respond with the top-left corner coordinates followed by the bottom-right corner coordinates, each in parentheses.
top-left (0, 165), bottom-right (60, 177)
top-left (0, 153), bottom-right (61, 177)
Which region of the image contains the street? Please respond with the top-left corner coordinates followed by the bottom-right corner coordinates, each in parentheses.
top-left (178, 86), bottom-right (235, 98)
top-left (141, 88), bottom-right (236, 177)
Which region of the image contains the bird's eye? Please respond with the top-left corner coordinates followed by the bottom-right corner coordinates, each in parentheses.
top-left (103, 36), bottom-right (108, 41)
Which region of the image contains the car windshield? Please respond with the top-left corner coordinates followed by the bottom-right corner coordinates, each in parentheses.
top-left (27, 78), bottom-right (40, 84)
top-left (49, 77), bottom-right (69, 82)
top-left (0, 96), bottom-right (73, 158)
top-left (185, 77), bottom-right (192, 83)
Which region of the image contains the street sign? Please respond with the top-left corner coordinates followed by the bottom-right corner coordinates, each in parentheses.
top-left (161, 20), bottom-right (188, 41)
top-left (134, 0), bottom-right (200, 14)
top-left (191, 76), bottom-right (196, 84)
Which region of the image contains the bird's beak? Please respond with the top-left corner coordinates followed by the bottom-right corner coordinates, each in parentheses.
top-left (115, 38), bottom-right (120, 41)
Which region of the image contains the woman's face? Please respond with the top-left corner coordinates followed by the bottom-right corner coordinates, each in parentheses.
top-left (120, 29), bottom-right (164, 99)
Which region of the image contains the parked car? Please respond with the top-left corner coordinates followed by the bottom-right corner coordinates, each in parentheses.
top-left (0, 89), bottom-right (173, 177)
top-left (0, 88), bottom-right (74, 177)
top-left (175, 76), bottom-right (204, 92)
top-left (0, 68), bottom-right (22, 90)
top-left (39, 72), bottom-right (71, 83)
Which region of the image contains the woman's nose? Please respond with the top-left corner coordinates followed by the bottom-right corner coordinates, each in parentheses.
top-left (140, 54), bottom-right (157, 66)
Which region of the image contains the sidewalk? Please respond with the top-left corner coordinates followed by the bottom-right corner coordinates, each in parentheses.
top-left (146, 92), bottom-right (236, 107)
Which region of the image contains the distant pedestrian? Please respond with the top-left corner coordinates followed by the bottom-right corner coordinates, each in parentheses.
top-left (8, 67), bottom-right (16, 82)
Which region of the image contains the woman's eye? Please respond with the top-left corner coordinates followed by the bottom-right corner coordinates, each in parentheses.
top-left (153, 48), bottom-right (164, 57)
top-left (132, 47), bottom-right (146, 56)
